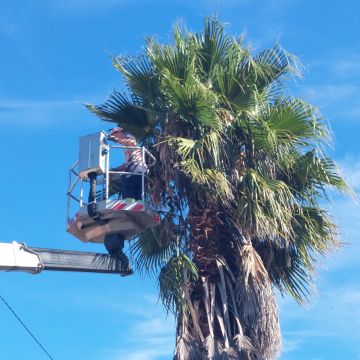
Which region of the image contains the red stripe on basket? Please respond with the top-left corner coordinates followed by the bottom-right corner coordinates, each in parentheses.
top-left (114, 203), bottom-right (127, 210)
top-left (131, 204), bottom-right (144, 211)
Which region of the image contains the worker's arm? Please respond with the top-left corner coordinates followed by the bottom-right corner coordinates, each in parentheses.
top-left (111, 164), bottom-right (127, 172)
top-left (108, 128), bottom-right (137, 147)
top-left (115, 137), bottom-right (137, 147)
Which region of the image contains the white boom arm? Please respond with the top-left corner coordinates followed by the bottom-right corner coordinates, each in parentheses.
top-left (0, 241), bottom-right (131, 275)
top-left (0, 242), bottom-right (43, 274)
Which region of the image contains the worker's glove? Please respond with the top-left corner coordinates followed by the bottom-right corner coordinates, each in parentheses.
top-left (108, 127), bottom-right (124, 140)
top-left (108, 134), bottom-right (117, 142)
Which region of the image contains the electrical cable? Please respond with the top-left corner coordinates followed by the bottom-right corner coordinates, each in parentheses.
top-left (0, 294), bottom-right (55, 360)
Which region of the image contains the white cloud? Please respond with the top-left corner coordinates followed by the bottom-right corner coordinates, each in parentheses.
top-left (327, 205), bottom-right (360, 269)
top-left (280, 285), bottom-right (360, 341)
top-left (301, 84), bottom-right (359, 104)
top-left (296, 50), bottom-right (360, 122)
top-left (73, 291), bottom-right (175, 360)
top-left (133, 317), bottom-right (174, 336)
top-left (114, 343), bottom-right (173, 360)
top-left (118, 308), bottom-right (175, 359)
top-left (0, 97), bottom-right (96, 128)
top-left (281, 338), bottom-right (302, 354)
top-left (342, 105), bottom-right (360, 119)
top-left (307, 48), bottom-right (360, 78)
top-left (0, 99), bottom-right (76, 110)
top-left (115, 348), bottom-right (171, 360)
top-left (339, 156), bottom-right (360, 191)
top-left (333, 55), bottom-right (360, 77)
top-left (297, 83), bottom-right (360, 122)
top-left (101, 294), bottom-right (175, 360)
top-left (49, 0), bottom-right (133, 14)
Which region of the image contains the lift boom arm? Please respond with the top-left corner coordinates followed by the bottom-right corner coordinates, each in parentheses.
top-left (0, 242), bottom-right (131, 275)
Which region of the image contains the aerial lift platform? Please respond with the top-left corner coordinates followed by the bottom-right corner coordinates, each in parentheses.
top-left (0, 131), bottom-right (160, 276)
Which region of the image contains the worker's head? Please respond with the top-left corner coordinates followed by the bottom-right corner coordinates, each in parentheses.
top-left (109, 127), bottom-right (135, 138)
top-left (108, 127), bottom-right (136, 142)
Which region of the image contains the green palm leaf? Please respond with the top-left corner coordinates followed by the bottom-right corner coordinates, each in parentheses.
top-left (237, 169), bottom-right (294, 238)
top-left (85, 92), bottom-right (156, 139)
top-left (194, 16), bottom-right (233, 79)
top-left (112, 55), bottom-right (161, 109)
top-left (159, 253), bottom-right (198, 314)
top-left (130, 217), bottom-right (176, 277)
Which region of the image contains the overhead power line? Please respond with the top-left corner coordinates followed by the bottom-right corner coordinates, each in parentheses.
top-left (0, 293), bottom-right (55, 360)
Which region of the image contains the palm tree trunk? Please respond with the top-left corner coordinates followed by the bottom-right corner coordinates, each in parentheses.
top-left (174, 207), bottom-right (281, 360)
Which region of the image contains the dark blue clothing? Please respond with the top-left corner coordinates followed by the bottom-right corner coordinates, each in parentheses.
top-left (122, 174), bottom-right (142, 200)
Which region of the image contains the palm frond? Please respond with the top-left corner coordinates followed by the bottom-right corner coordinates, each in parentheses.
top-left (112, 55), bottom-right (161, 108)
top-left (249, 98), bottom-right (328, 162)
top-left (254, 44), bottom-right (302, 84)
top-left (147, 34), bottom-right (196, 84)
top-left (194, 16), bottom-right (233, 79)
top-left (278, 150), bottom-right (349, 203)
top-left (179, 158), bottom-right (232, 200)
top-left (252, 237), bottom-right (312, 303)
top-left (214, 44), bottom-right (297, 112)
top-left (159, 253), bottom-right (198, 314)
top-left (174, 333), bottom-right (203, 360)
top-left (130, 218), bottom-right (176, 277)
top-left (253, 206), bottom-right (338, 303)
top-left (169, 130), bottom-right (222, 169)
top-left (233, 334), bottom-right (262, 360)
top-left (161, 72), bottom-right (221, 130)
top-left (293, 206), bottom-right (338, 265)
top-left (265, 98), bottom-right (328, 142)
top-left (212, 42), bottom-right (249, 107)
top-left (236, 169), bottom-right (294, 238)
top-left (85, 91), bottom-right (155, 139)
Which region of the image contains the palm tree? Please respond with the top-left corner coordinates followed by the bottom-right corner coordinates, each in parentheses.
top-left (86, 17), bottom-right (348, 360)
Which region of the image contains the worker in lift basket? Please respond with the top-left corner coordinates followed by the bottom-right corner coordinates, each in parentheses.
top-left (108, 127), bottom-right (146, 201)
top-left (103, 128), bottom-right (146, 271)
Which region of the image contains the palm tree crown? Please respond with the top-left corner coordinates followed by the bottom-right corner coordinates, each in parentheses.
top-left (87, 17), bottom-right (348, 360)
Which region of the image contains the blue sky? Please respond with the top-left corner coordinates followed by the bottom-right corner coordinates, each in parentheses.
top-left (0, 0), bottom-right (359, 359)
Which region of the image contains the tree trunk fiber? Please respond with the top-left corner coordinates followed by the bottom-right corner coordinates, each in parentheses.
top-left (173, 208), bottom-right (281, 359)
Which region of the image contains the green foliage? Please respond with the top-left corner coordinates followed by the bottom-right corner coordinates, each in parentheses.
top-left (236, 169), bottom-right (294, 239)
top-left (112, 55), bottom-right (161, 108)
top-left (130, 217), bottom-right (176, 277)
top-left (159, 253), bottom-right (198, 314)
top-left (85, 92), bottom-right (154, 139)
top-left (87, 16), bottom-right (347, 314)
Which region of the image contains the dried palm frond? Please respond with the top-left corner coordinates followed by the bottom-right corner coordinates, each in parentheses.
top-left (174, 333), bottom-right (203, 360)
top-left (235, 244), bottom-right (281, 359)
